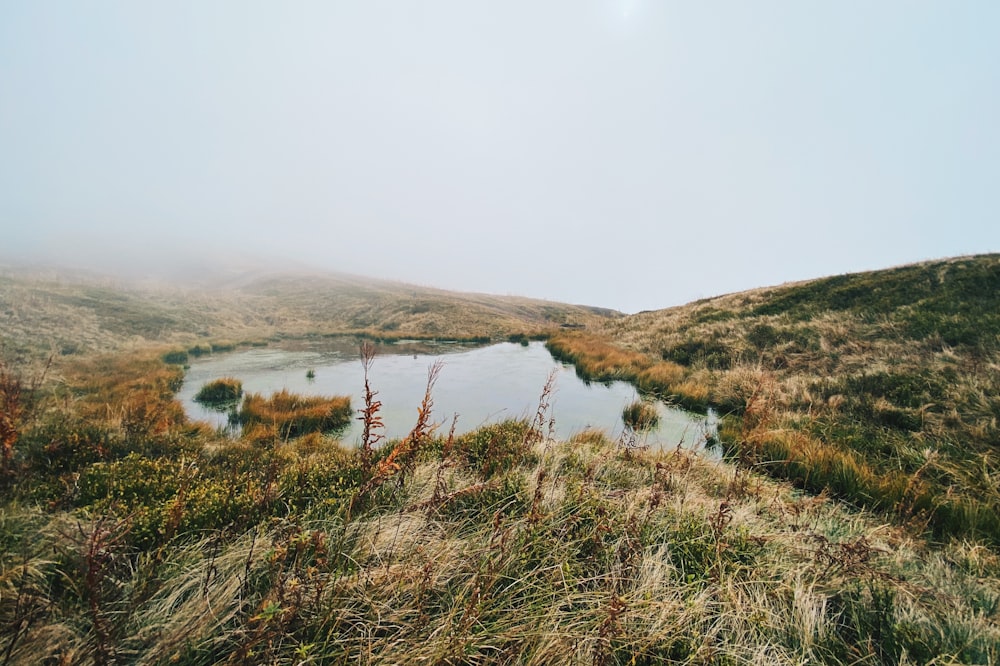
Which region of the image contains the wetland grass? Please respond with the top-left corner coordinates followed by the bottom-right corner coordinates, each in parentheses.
top-left (2, 258), bottom-right (1000, 663)
top-left (160, 349), bottom-right (188, 365)
top-left (193, 377), bottom-right (243, 405)
top-left (238, 389), bottom-right (352, 438)
top-left (4, 374), bottom-right (997, 663)
top-left (622, 399), bottom-right (659, 431)
top-left (546, 332), bottom-right (711, 410)
top-left (587, 254), bottom-right (1000, 545)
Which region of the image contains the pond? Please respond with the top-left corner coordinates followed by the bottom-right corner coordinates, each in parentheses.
top-left (177, 340), bottom-right (718, 454)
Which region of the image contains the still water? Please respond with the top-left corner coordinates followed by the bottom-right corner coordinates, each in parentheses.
top-left (177, 341), bottom-right (717, 453)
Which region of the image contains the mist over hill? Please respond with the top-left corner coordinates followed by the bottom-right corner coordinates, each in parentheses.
top-left (0, 260), bottom-right (619, 363)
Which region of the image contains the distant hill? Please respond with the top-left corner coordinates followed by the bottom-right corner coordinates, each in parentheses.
top-left (0, 265), bottom-right (619, 362)
top-left (233, 271), bottom-right (618, 338)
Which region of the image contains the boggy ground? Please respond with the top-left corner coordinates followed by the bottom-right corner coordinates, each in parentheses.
top-left (1, 258), bottom-right (999, 663)
top-left (0, 343), bottom-right (996, 664)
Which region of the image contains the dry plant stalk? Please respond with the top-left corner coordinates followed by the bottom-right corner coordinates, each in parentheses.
top-left (351, 361), bottom-right (443, 516)
top-left (525, 369), bottom-right (557, 450)
top-left (432, 413), bottom-right (460, 505)
top-left (57, 513), bottom-right (132, 665)
top-left (357, 341), bottom-right (384, 475)
top-left (527, 370), bottom-right (557, 524)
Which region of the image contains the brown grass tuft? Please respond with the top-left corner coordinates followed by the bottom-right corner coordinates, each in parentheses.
top-left (239, 390), bottom-right (351, 439)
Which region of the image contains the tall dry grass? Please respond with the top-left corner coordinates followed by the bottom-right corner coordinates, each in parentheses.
top-left (546, 333), bottom-right (709, 410)
top-left (239, 390), bottom-right (351, 439)
top-left (5, 429), bottom-right (998, 664)
top-left (3, 258), bottom-right (1000, 663)
top-left (577, 256), bottom-right (1000, 545)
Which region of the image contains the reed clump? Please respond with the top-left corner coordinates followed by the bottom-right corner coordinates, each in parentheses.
top-left (635, 361), bottom-right (686, 394)
top-left (160, 349), bottom-right (188, 365)
top-left (546, 332), bottom-right (652, 381)
top-left (239, 389), bottom-right (351, 438)
top-left (622, 400), bottom-right (659, 431)
top-left (547, 332), bottom-right (713, 411)
top-left (194, 377), bottom-right (243, 405)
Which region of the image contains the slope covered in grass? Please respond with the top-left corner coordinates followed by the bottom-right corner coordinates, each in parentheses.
top-left (236, 272), bottom-right (617, 340)
top-left (551, 254), bottom-right (1000, 545)
top-left (0, 265), bottom-right (618, 363)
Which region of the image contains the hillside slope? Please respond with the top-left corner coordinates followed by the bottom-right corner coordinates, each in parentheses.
top-left (0, 267), bottom-right (617, 363)
top-left (549, 254), bottom-right (1000, 544)
top-left (234, 272), bottom-right (617, 338)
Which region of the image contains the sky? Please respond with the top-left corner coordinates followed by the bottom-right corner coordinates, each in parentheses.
top-left (1, 2), bottom-right (998, 313)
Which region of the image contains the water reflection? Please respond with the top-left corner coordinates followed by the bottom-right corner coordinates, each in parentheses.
top-left (177, 341), bottom-right (717, 454)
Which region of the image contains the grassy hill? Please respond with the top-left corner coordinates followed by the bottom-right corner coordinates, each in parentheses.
top-left (548, 254), bottom-right (1000, 545)
top-left (0, 266), bottom-right (617, 364)
top-left (234, 272), bottom-right (618, 338)
top-left (1, 258), bottom-right (999, 663)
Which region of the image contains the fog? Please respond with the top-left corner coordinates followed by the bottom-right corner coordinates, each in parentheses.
top-left (2, 2), bottom-right (998, 312)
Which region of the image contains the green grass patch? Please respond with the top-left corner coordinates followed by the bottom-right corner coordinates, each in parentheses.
top-left (161, 349), bottom-right (189, 365)
top-left (194, 377), bottom-right (243, 405)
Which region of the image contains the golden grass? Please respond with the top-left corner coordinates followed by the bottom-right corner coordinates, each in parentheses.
top-left (8, 433), bottom-right (999, 663)
top-left (60, 352), bottom-right (188, 435)
top-left (590, 255), bottom-right (1000, 543)
top-left (239, 389), bottom-right (351, 439)
top-left (3, 256), bottom-right (1000, 663)
top-left (546, 332), bottom-right (715, 411)
top-left (546, 331), bottom-right (653, 380)
top-left (635, 361), bottom-right (686, 392)
top-left (3, 335), bottom-right (1000, 663)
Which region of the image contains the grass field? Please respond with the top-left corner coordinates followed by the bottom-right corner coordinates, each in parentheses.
top-left (1, 258), bottom-right (999, 663)
top-left (551, 254), bottom-right (1000, 546)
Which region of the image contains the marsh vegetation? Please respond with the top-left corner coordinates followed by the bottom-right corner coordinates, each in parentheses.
top-left (622, 400), bottom-right (660, 431)
top-left (561, 255), bottom-right (1000, 545)
top-left (238, 389), bottom-right (352, 440)
top-left (177, 341), bottom-right (713, 448)
top-left (0, 258), bottom-right (998, 664)
top-left (2, 348), bottom-right (998, 664)
top-left (193, 377), bottom-right (243, 406)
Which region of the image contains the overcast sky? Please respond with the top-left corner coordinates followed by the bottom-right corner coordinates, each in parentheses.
top-left (2, 2), bottom-right (998, 312)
